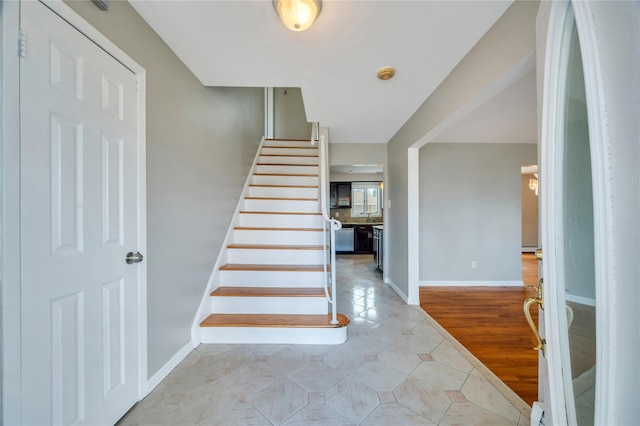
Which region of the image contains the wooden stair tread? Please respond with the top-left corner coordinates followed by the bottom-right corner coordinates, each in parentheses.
top-left (211, 287), bottom-right (326, 297)
top-left (254, 173), bottom-right (318, 177)
top-left (220, 264), bottom-right (327, 272)
top-left (265, 138), bottom-right (318, 142)
top-left (245, 196), bottom-right (318, 201)
top-left (227, 244), bottom-right (326, 250)
top-left (249, 184), bottom-right (318, 188)
top-left (260, 154), bottom-right (319, 158)
top-left (257, 163), bottom-right (317, 167)
top-left (200, 313), bottom-right (349, 328)
top-left (234, 227), bottom-right (324, 232)
top-left (261, 146), bottom-right (318, 150)
top-left (240, 211), bottom-right (321, 215)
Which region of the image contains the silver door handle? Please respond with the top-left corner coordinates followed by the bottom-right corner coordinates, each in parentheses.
top-left (125, 252), bottom-right (144, 264)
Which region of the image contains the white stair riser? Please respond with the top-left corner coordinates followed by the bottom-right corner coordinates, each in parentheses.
top-left (244, 198), bottom-right (319, 213)
top-left (253, 174), bottom-right (318, 186)
top-left (239, 213), bottom-right (323, 228)
top-left (227, 248), bottom-right (325, 264)
top-left (219, 270), bottom-right (326, 287)
top-left (264, 140), bottom-right (317, 148)
top-left (210, 296), bottom-right (328, 315)
top-left (256, 164), bottom-right (318, 174)
top-left (259, 155), bottom-right (318, 165)
top-left (234, 230), bottom-right (325, 245)
top-left (199, 326), bottom-right (347, 345)
top-left (249, 186), bottom-right (319, 198)
top-left (262, 147), bottom-right (318, 156)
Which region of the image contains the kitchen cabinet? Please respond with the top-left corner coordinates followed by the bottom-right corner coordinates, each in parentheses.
top-left (330, 182), bottom-right (351, 208)
top-left (354, 224), bottom-right (373, 253)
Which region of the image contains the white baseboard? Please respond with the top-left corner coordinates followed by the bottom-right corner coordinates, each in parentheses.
top-left (145, 339), bottom-right (195, 396)
top-left (420, 280), bottom-right (524, 287)
top-left (191, 325), bottom-right (202, 347)
top-left (385, 278), bottom-right (409, 303)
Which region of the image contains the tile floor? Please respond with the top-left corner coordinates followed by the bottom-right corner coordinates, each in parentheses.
top-left (119, 255), bottom-right (531, 426)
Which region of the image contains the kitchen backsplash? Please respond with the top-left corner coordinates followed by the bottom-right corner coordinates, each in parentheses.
top-left (330, 208), bottom-right (383, 224)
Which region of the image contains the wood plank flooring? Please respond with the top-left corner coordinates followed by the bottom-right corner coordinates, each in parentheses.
top-left (420, 254), bottom-right (539, 405)
top-left (522, 252), bottom-right (538, 287)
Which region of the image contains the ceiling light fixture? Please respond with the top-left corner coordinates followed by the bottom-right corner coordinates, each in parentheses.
top-left (273, 0), bottom-right (322, 32)
top-left (377, 67), bottom-right (395, 80)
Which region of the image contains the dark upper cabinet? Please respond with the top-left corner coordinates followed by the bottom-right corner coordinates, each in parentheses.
top-left (330, 182), bottom-right (352, 208)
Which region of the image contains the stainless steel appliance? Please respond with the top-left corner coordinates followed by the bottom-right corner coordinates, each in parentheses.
top-left (335, 225), bottom-right (354, 253)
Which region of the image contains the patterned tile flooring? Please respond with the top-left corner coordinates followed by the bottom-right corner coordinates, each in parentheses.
top-left (119, 255), bottom-right (531, 425)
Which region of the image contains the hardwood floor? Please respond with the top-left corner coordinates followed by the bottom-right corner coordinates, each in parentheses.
top-left (521, 252), bottom-right (538, 287)
top-left (420, 254), bottom-right (540, 405)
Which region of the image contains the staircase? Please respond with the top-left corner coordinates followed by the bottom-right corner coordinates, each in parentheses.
top-left (196, 138), bottom-right (349, 345)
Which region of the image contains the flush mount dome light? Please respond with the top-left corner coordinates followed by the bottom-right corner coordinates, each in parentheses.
top-left (377, 67), bottom-right (395, 80)
top-left (273, 0), bottom-right (322, 32)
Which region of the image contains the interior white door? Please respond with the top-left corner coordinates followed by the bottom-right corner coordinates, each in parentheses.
top-left (20, 1), bottom-right (141, 424)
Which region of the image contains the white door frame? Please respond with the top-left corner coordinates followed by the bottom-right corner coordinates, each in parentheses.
top-left (1, 1), bottom-right (148, 423)
top-left (538, 1), bottom-right (618, 424)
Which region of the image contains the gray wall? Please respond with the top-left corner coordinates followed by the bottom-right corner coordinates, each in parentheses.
top-left (65, 1), bottom-right (264, 377)
top-left (330, 173), bottom-right (383, 182)
top-left (419, 143), bottom-right (536, 282)
top-left (274, 87), bottom-right (311, 139)
top-left (386, 1), bottom-right (539, 295)
top-left (521, 174), bottom-right (539, 247)
top-left (329, 143), bottom-right (387, 168)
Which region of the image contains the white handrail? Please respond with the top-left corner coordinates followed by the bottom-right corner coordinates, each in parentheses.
top-left (312, 123), bottom-right (341, 325)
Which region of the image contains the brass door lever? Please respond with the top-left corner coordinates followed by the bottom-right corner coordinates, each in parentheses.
top-left (523, 278), bottom-right (545, 356)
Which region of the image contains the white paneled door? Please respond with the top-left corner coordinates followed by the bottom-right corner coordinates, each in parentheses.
top-left (20, 2), bottom-right (141, 424)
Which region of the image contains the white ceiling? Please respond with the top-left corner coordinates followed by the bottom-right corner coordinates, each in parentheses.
top-left (129, 0), bottom-right (513, 144)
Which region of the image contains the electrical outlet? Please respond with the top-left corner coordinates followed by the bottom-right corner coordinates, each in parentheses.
top-left (335, 211), bottom-right (340, 217)
top-left (471, 260), bottom-right (477, 269)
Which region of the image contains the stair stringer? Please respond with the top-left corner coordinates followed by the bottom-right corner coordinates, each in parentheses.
top-left (191, 136), bottom-right (267, 344)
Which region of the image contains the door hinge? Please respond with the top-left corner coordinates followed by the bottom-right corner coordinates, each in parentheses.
top-left (18, 30), bottom-right (26, 58)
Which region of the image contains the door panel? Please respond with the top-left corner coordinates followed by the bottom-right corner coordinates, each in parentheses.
top-left (20, 1), bottom-right (140, 424)
top-left (536, 2), bottom-right (598, 424)
top-left (537, 0), bottom-right (639, 423)
top-left (557, 17), bottom-right (596, 425)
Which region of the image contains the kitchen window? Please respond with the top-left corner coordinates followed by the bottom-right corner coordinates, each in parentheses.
top-left (351, 183), bottom-right (382, 217)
